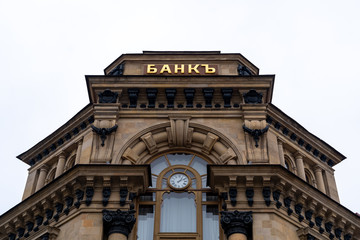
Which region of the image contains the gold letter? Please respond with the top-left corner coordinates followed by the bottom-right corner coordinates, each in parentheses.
top-left (160, 64), bottom-right (172, 74)
top-left (188, 64), bottom-right (200, 74)
top-left (174, 64), bottom-right (185, 74)
top-left (147, 64), bottom-right (157, 74)
top-left (201, 64), bottom-right (216, 74)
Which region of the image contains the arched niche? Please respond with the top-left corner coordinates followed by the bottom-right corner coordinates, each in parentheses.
top-left (114, 119), bottom-right (245, 165)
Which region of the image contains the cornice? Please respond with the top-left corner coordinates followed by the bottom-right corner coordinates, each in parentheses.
top-left (267, 103), bottom-right (345, 166)
top-left (208, 165), bottom-right (360, 238)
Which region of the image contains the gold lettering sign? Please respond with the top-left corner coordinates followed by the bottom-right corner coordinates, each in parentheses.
top-left (145, 64), bottom-right (218, 75)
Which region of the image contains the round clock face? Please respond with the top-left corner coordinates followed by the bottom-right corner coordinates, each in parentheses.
top-left (168, 172), bottom-right (191, 190)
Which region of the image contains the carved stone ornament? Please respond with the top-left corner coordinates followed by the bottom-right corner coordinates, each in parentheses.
top-left (243, 89), bottom-right (263, 104)
top-left (91, 124), bottom-right (118, 147)
top-left (128, 88), bottom-right (139, 108)
top-left (74, 189), bottom-right (84, 208)
top-left (243, 124), bottom-right (269, 148)
top-left (237, 64), bottom-right (252, 76)
top-left (203, 88), bottom-right (214, 108)
top-left (146, 88), bottom-right (158, 108)
top-left (103, 187), bottom-right (111, 207)
top-left (98, 89), bottom-right (118, 103)
top-left (305, 210), bottom-right (314, 228)
top-left (221, 88), bottom-right (233, 108)
top-left (43, 209), bottom-right (53, 226)
top-left (120, 188), bottom-right (128, 206)
top-left (295, 203), bottom-right (304, 222)
top-left (262, 187), bottom-right (271, 206)
top-left (220, 210), bottom-right (253, 238)
top-left (272, 190), bottom-right (282, 209)
top-left (33, 215), bottom-right (43, 232)
top-left (284, 197), bottom-right (293, 216)
top-left (64, 196), bottom-right (74, 215)
top-left (109, 63), bottom-right (124, 76)
top-left (103, 209), bottom-right (136, 237)
top-left (246, 188), bottom-right (254, 207)
top-left (184, 88), bottom-right (195, 108)
top-left (53, 202), bottom-right (64, 222)
top-left (229, 188), bottom-right (237, 207)
top-left (85, 187), bottom-right (94, 206)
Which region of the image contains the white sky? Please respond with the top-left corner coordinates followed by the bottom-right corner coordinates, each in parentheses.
top-left (0, 0), bottom-right (359, 215)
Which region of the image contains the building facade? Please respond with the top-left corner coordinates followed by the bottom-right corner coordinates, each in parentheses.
top-left (0, 51), bottom-right (359, 240)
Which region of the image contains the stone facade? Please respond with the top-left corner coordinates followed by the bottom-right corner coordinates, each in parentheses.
top-left (0, 51), bottom-right (359, 240)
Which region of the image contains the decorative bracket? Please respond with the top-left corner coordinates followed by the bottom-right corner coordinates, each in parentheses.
top-left (103, 187), bottom-right (111, 207)
top-left (165, 88), bottom-right (176, 108)
top-left (98, 89), bottom-right (118, 103)
top-left (91, 124), bottom-right (118, 147)
top-left (109, 63), bottom-right (124, 76)
top-left (128, 88), bottom-right (139, 108)
top-left (120, 188), bottom-right (128, 206)
top-left (85, 187), bottom-right (94, 206)
top-left (243, 89), bottom-right (262, 103)
top-left (74, 189), bottom-right (84, 208)
top-left (221, 88), bottom-right (233, 108)
top-left (245, 188), bottom-right (254, 207)
top-left (283, 197), bottom-right (293, 216)
top-left (295, 203), bottom-right (304, 222)
top-left (63, 196), bottom-right (73, 215)
top-left (305, 210), bottom-right (314, 228)
top-left (237, 64), bottom-right (252, 76)
top-left (146, 88), bottom-right (158, 108)
top-left (243, 124), bottom-right (269, 148)
top-left (203, 88), bottom-right (214, 108)
top-left (272, 190), bottom-right (282, 209)
top-left (262, 187), bottom-right (271, 207)
top-left (184, 88), bottom-right (195, 108)
top-left (229, 188), bottom-right (237, 207)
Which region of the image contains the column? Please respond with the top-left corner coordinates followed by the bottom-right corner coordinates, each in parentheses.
top-left (75, 139), bottom-right (83, 164)
top-left (55, 152), bottom-right (66, 178)
top-left (103, 209), bottom-right (136, 240)
top-left (314, 166), bottom-right (326, 193)
top-left (35, 166), bottom-right (49, 191)
top-left (220, 211), bottom-right (252, 240)
top-left (277, 138), bottom-right (286, 167)
top-left (295, 152), bottom-right (306, 180)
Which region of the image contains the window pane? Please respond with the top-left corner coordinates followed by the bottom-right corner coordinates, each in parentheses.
top-left (151, 156), bottom-right (169, 175)
top-left (137, 205), bottom-right (155, 240)
top-left (160, 192), bottom-right (196, 232)
top-left (202, 205), bottom-right (219, 240)
top-left (167, 153), bottom-right (192, 166)
top-left (190, 156), bottom-right (207, 175)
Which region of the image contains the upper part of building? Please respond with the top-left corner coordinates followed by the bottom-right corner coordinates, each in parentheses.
top-left (1, 51), bottom-right (358, 240)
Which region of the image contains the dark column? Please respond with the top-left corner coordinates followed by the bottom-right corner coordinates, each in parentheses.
top-left (220, 211), bottom-right (252, 240)
top-left (103, 209), bottom-right (136, 240)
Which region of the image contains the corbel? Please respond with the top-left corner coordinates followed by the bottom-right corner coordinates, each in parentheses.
top-left (4, 223), bottom-right (16, 240)
top-left (129, 192), bottom-right (137, 210)
top-left (284, 196), bottom-right (293, 216)
top-left (220, 192), bottom-right (228, 211)
top-left (184, 88), bottom-right (195, 108)
top-left (128, 88), bottom-right (139, 108)
top-left (41, 199), bottom-right (53, 226)
top-left (85, 177), bottom-right (95, 206)
top-left (228, 188), bottom-right (237, 207)
top-left (165, 88), bottom-right (176, 108)
top-left (245, 188), bottom-right (254, 207)
top-left (221, 88), bottom-right (233, 108)
top-left (13, 217), bottom-right (24, 239)
top-left (202, 132), bottom-right (219, 154)
top-left (53, 202), bottom-right (64, 222)
top-left (98, 89), bottom-right (119, 103)
top-left (202, 88), bottom-right (214, 108)
top-left (102, 176), bottom-right (112, 207)
top-left (262, 187), bottom-right (271, 207)
top-left (63, 196), bottom-right (74, 216)
top-left (146, 88), bottom-right (158, 108)
top-left (272, 190), bottom-right (282, 209)
top-left (314, 204), bottom-right (327, 234)
top-left (242, 89), bottom-right (263, 103)
top-left (295, 193), bottom-right (308, 223)
top-left (22, 211), bottom-right (34, 238)
top-left (140, 132), bottom-right (158, 154)
top-left (74, 188), bottom-right (84, 209)
top-left (120, 188), bottom-right (128, 206)
top-left (325, 211), bottom-right (337, 239)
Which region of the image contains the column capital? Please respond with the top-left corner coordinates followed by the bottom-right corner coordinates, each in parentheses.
top-left (56, 151), bottom-right (66, 158)
top-left (295, 151), bottom-right (305, 159)
top-left (277, 137), bottom-right (286, 145)
top-left (39, 165), bottom-right (49, 172)
top-left (103, 209), bottom-right (136, 238)
top-left (220, 210), bottom-right (252, 238)
top-left (313, 165), bottom-right (323, 172)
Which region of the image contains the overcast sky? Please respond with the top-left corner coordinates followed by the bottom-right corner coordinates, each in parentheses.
top-left (0, 0), bottom-right (359, 215)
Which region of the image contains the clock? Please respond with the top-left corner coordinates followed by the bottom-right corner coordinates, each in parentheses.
top-left (168, 172), bottom-right (191, 190)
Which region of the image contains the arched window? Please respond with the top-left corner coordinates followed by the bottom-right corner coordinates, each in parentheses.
top-left (305, 169), bottom-right (315, 186)
top-left (136, 153), bottom-right (219, 240)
